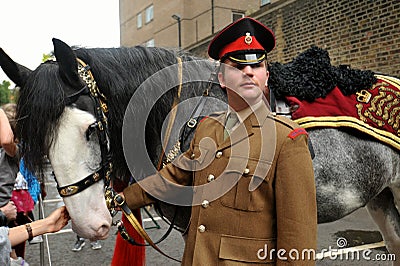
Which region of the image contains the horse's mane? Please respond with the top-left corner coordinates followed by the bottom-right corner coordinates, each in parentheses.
top-left (75, 47), bottom-right (182, 179)
top-left (18, 44), bottom-right (376, 179)
top-left (269, 46), bottom-right (377, 101)
top-left (17, 46), bottom-right (220, 179)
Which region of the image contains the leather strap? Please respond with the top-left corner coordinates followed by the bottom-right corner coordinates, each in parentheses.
top-left (114, 194), bottom-right (181, 262)
top-left (156, 57), bottom-right (183, 171)
top-left (57, 168), bottom-right (104, 197)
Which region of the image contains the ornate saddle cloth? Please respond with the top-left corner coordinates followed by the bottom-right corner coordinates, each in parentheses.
top-left (285, 75), bottom-right (400, 150)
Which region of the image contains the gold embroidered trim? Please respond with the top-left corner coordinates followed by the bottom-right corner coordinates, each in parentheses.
top-left (295, 116), bottom-right (400, 151)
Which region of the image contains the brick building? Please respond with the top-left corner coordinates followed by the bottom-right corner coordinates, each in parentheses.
top-left (119, 0), bottom-right (276, 49)
top-left (120, 0), bottom-right (400, 76)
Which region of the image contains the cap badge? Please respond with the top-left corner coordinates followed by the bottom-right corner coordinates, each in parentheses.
top-left (244, 32), bottom-right (253, 45)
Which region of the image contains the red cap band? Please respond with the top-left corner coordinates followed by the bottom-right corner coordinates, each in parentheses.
top-left (218, 35), bottom-right (264, 59)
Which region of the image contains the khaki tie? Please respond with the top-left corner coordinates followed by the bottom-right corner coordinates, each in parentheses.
top-left (224, 113), bottom-right (239, 140)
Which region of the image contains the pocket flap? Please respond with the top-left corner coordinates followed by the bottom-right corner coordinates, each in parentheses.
top-left (219, 235), bottom-right (276, 263)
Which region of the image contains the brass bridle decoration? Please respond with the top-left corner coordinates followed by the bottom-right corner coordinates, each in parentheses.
top-left (57, 57), bottom-right (183, 262)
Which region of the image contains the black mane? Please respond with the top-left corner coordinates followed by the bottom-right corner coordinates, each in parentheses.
top-left (17, 46), bottom-right (223, 179)
top-left (17, 45), bottom-right (378, 179)
top-left (75, 47), bottom-right (182, 179)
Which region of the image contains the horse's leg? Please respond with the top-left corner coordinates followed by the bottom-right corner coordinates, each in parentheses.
top-left (366, 187), bottom-right (400, 265)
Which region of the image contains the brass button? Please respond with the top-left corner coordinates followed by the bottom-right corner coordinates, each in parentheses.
top-left (198, 225), bottom-right (206, 233)
top-left (244, 168), bottom-right (250, 175)
top-left (201, 200), bottom-right (209, 208)
top-left (207, 174), bottom-right (215, 182)
top-left (190, 153), bottom-right (196, 159)
top-left (215, 151), bottom-right (223, 158)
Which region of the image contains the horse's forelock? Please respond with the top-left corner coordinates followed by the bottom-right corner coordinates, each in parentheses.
top-left (17, 62), bottom-right (66, 177)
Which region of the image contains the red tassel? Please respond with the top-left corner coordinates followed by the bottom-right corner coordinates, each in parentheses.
top-left (111, 208), bottom-right (145, 266)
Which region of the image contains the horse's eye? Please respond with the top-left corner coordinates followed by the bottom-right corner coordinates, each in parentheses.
top-left (85, 125), bottom-right (96, 141)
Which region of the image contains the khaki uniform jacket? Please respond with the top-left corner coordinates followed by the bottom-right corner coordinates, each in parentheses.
top-left (124, 104), bottom-right (317, 265)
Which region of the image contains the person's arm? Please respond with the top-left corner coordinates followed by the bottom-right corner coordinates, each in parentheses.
top-left (8, 206), bottom-right (70, 246)
top-left (275, 133), bottom-right (317, 265)
top-left (123, 133), bottom-right (199, 210)
top-left (0, 227), bottom-right (12, 265)
top-left (122, 155), bottom-right (193, 210)
top-left (0, 109), bottom-right (17, 157)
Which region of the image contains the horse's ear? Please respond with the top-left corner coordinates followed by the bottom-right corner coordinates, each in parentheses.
top-left (0, 48), bottom-right (32, 87)
top-left (52, 38), bottom-right (82, 88)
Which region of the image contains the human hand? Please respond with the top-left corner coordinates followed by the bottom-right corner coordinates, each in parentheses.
top-left (44, 206), bottom-right (70, 233)
top-left (0, 201), bottom-right (17, 221)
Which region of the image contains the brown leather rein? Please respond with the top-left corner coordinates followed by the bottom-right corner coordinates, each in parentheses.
top-left (56, 57), bottom-right (183, 262)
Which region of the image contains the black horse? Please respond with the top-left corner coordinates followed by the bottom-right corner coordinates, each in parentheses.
top-left (0, 40), bottom-right (399, 261)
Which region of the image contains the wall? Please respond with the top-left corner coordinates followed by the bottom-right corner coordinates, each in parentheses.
top-left (119, 0), bottom-right (259, 49)
top-left (190, 0), bottom-right (400, 77)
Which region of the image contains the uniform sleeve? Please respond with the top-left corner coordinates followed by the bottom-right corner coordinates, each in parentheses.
top-left (275, 133), bottom-right (317, 265)
top-left (123, 136), bottom-right (197, 211)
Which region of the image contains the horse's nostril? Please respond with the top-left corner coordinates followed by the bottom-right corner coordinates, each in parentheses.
top-left (96, 222), bottom-right (111, 239)
top-left (102, 223), bottom-right (110, 230)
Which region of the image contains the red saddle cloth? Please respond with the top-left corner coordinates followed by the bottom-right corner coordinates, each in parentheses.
top-left (285, 75), bottom-right (400, 150)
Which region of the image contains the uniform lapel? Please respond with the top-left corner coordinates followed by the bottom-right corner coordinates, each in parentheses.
top-left (212, 113), bottom-right (227, 147)
top-left (218, 102), bottom-right (271, 150)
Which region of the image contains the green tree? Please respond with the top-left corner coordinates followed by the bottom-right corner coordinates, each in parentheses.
top-left (0, 80), bottom-right (11, 105)
top-left (42, 53), bottom-right (53, 62)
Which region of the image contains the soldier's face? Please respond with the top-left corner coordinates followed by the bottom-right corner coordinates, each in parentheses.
top-left (218, 59), bottom-right (269, 111)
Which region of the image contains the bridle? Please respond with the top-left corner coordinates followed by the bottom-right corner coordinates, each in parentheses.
top-left (57, 58), bottom-right (112, 197)
top-left (56, 57), bottom-right (183, 262)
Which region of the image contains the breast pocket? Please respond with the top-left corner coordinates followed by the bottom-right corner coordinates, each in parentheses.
top-left (220, 158), bottom-right (272, 212)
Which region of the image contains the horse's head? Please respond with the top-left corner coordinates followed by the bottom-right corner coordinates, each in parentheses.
top-left (0, 39), bottom-right (112, 240)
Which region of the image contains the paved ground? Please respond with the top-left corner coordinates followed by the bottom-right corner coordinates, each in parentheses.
top-left (24, 175), bottom-right (395, 265)
top-left (24, 175), bottom-right (185, 266)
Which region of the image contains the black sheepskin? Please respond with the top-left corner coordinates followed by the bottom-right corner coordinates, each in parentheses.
top-left (269, 46), bottom-right (377, 102)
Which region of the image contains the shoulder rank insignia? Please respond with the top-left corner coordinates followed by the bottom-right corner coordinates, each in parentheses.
top-left (199, 116), bottom-right (209, 123)
top-left (288, 128), bottom-right (308, 139)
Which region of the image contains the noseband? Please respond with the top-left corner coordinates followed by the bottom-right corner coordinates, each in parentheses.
top-left (54, 57), bottom-right (183, 262)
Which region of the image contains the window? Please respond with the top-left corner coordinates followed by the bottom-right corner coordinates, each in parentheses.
top-left (137, 13), bottom-right (142, 29)
top-left (232, 12), bottom-right (244, 22)
top-left (261, 0), bottom-right (271, 6)
top-left (145, 5), bottom-right (154, 23)
top-left (145, 39), bottom-right (154, 47)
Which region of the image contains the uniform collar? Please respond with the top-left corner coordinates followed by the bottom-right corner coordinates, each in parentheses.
top-left (227, 100), bottom-right (264, 124)
top-left (216, 100), bottom-right (271, 149)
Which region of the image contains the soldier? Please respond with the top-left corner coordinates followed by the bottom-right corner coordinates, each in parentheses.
top-left (122, 17), bottom-right (317, 265)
